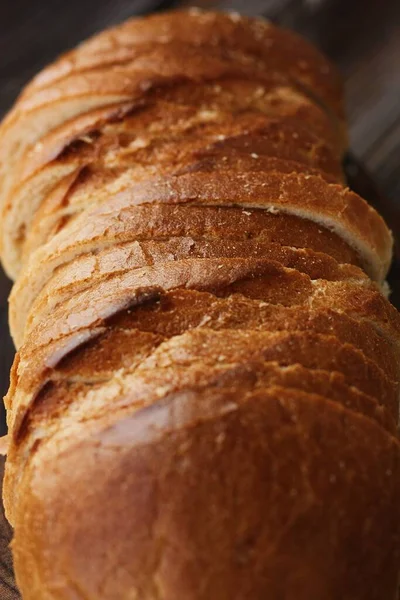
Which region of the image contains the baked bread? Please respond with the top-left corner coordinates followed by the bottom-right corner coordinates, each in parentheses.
top-left (0, 9), bottom-right (399, 600)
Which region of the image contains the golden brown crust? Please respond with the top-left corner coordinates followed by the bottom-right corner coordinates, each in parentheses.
top-left (10, 389), bottom-right (400, 600)
top-left (1, 10), bottom-right (399, 600)
top-left (9, 259), bottom-right (400, 442)
top-left (21, 151), bottom-right (340, 267)
top-left (0, 36), bottom-right (343, 237)
top-left (107, 288), bottom-right (400, 380)
top-left (12, 259), bottom-right (317, 393)
top-left (24, 81), bottom-right (341, 182)
top-left (110, 170), bottom-right (391, 280)
top-left (10, 205), bottom-right (362, 346)
top-left (17, 316), bottom-right (398, 434)
top-left (5, 81), bottom-right (341, 278)
top-left (9, 298), bottom-right (399, 453)
top-left (23, 10), bottom-right (345, 119)
top-left (22, 241), bottom-right (366, 342)
top-left (0, 10), bottom-right (347, 279)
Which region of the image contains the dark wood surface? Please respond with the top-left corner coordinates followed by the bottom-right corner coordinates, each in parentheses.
top-left (0, 0), bottom-right (399, 595)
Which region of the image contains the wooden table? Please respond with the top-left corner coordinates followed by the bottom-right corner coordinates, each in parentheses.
top-left (0, 0), bottom-right (399, 595)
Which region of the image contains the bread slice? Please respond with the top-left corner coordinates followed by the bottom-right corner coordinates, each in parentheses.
top-left (22, 149), bottom-right (340, 265)
top-left (11, 271), bottom-right (399, 443)
top-left (23, 10), bottom-right (345, 121)
top-left (20, 241), bottom-right (365, 344)
top-left (10, 307), bottom-right (398, 444)
top-left (117, 170), bottom-right (392, 281)
top-left (10, 206), bottom-right (361, 345)
top-left (2, 83), bottom-right (341, 278)
top-left (12, 259), bottom-right (312, 400)
top-left (21, 258), bottom-right (317, 345)
top-left (0, 11), bottom-right (346, 279)
top-left (7, 352), bottom-right (395, 522)
top-left (8, 387), bottom-right (400, 599)
top-left (14, 258), bottom-right (399, 369)
top-left (17, 257), bottom-right (398, 355)
top-left (1, 101), bottom-right (135, 277)
top-left (0, 41), bottom-right (335, 219)
top-left (24, 80), bottom-right (342, 180)
top-left (2, 168), bottom-right (81, 278)
top-left (40, 203), bottom-right (359, 265)
top-left (28, 157), bottom-right (337, 236)
top-left (106, 288), bottom-right (399, 380)
top-left (142, 328), bottom-right (398, 409)
top-left (0, 96), bottom-right (132, 242)
top-left (19, 96), bottom-right (341, 255)
top-left (22, 310), bottom-right (396, 431)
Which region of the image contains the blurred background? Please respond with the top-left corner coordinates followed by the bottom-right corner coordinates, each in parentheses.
top-left (0, 0), bottom-right (400, 435)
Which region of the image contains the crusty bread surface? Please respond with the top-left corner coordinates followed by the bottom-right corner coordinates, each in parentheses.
top-left (0, 9), bottom-right (399, 600)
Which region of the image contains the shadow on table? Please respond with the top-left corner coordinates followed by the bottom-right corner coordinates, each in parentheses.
top-left (0, 270), bottom-right (13, 437)
top-left (0, 457), bottom-right (19, 599)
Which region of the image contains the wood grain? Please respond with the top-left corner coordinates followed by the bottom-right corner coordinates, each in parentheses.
top-left (0, 1), bottom-right (399, 594)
